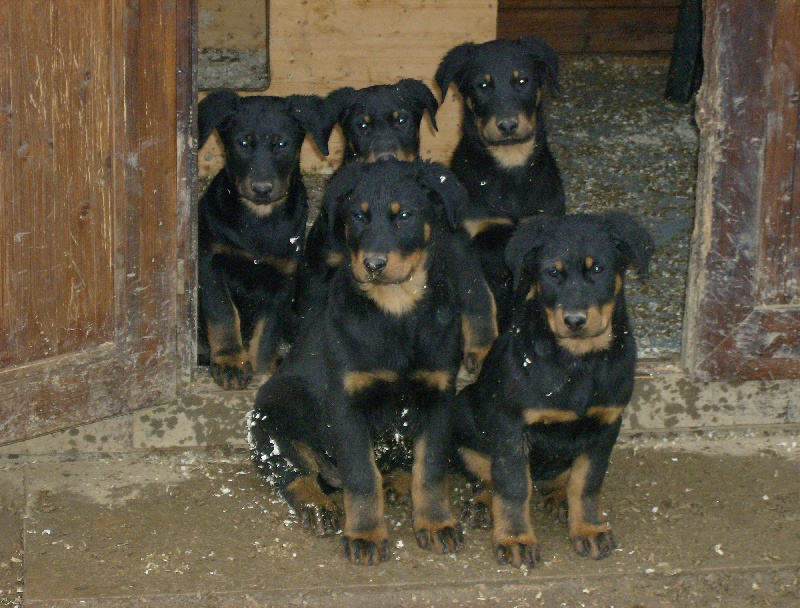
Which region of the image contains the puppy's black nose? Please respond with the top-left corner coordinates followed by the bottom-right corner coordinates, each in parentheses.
top-left (563, 313), bottom-right (587, 331)
top-left (363, 256), bottom-right (388, 274)
top-left (496, 117), bottom-right (519, 136)
top-left (251, 181), bottom-right (274, 197)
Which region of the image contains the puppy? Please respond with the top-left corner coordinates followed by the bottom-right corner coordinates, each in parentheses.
top-left (294, 79), bottom-right (439, 320)
top-left (454, 212), bottom-right (654, 567)
top-left (328, 78), bottom-right (439, 163)
top-left (197, 89), bottom-right (330, 389)
top-left (249, 160), bottom-right (496, 564)
top-left (436, 35), bottom-right (565, 329)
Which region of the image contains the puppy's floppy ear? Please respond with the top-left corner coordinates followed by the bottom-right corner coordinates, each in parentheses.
top-left (505, 217), bottom-right (551, 291)
top-left (435, 42), bottom-right (475, 102)
top-left (603, 211), bottom-right (655, 278)
top-left (397, 79), bottom-right (439, 131)
top-left (322, 161), bottom-right (367, 232)
top-left (325, 86), bottom-right (358, 126)
top-left (517, 34), bottom-right (560, 92)
top-left (286, 94), bottom-right (332, 156)
top-left (416, 160), bottom-right (467, 231)
top-left (198, 89), bottom-right (240, 148)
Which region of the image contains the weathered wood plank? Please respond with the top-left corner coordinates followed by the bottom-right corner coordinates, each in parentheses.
top-left (122, 0), bottom-right (178, 361)
top-left (0, 0), bottom-right (14, 367)
top-left (498, 8), bottom-right (589, 53)
top-left (177, 0), bottom-right (199, 385)
top-left (498, 7), bottom-right (679, 54)
top-left (51, 0), bottom-right (115, 353)
top-left (502, 1), bottom-right (680, 8)
top-left (5, 1), bottom-right (56, 364)
top-left (684, 0), bottom-right (800, 381)
top-left (1, 1), bottom-right (116, 367)
top-left (757, 0), bottom-right (800, 306)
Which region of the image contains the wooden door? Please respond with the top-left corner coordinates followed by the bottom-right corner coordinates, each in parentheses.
top-left (684, 0), bottom-right (800, 381)
top-left (0, 0), bottom-right (193, 444)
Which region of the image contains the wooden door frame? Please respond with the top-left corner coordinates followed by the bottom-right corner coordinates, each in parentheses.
top-left (177, 0), bottom-right (199, 387)
top-left (682, 0), bottom-right (800, 382)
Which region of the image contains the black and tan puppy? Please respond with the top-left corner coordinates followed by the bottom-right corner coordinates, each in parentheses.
top-left (197, 89), bottom-right (330, 389)
top-left (328, 78), bottom-right (439, 163)
top-left (295, 79), bottom-right (439, 320)
top-left (249, 160), bottom-right (496, 565)
top-left (454, 212), bottom-right (653, 567)
top-left (436, 36), bottom-right (565, 329)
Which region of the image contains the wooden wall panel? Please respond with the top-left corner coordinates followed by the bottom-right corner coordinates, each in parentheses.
top-left (198, 0), bottom-right (498, 176)
top-left (502, 1), bottom-right (679, 6)
top-left (498, 0), bottom-right (680, 55)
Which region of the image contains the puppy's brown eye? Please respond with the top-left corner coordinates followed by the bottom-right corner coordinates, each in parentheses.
top-left (590, 264), bottom-right (603, 274)
top-left (547, 268), bottom-right (560, 278)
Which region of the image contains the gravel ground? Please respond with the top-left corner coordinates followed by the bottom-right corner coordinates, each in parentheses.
top-left (547, 56), bottom-right (698, 359)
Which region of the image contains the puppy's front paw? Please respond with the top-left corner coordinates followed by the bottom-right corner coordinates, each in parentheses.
top-left (382, 471), bottom-right (412, 505)
top-left (541, 491), bottom-right (568, 523)
top-left (494, 534), bottom-right (540, 568)
top-left (462, 488), bottom-right (493, 529)
top-left (571, 526), bottom-right (615, 559)
top-left (414, 520), bottom-right (464, 554)
top-left (297, 501), bottom-right (342, 536)
top-left (341, 532), bottom-right (390, 565)
top-left (210, 354), bottom-right (252, 389)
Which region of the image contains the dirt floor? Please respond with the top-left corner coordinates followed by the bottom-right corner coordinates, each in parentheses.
top-left (1, 432), bottom-right (799, 607)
